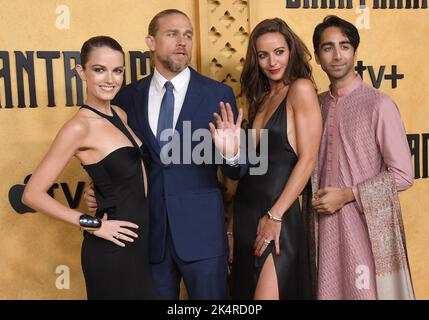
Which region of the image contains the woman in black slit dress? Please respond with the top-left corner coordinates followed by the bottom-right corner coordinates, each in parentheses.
top-left (229, 19), bottom-right (322, 299)
top-left (22, 36), bottom-right (156, 299)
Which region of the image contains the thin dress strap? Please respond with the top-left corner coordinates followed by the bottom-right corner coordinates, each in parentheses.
top-left (80, 104), bottom-right (142, 155)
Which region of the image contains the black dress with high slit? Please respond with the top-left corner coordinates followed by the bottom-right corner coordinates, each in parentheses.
top-left (79, 105), bottom-right (157, 300)
top-left (232, 97), bottom-right (312, 300)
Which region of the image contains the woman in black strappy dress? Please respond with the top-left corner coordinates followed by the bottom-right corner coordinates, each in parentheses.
top-left (22, 36), bottom-right (156, 299)
top-left (228, 19), bottom-right (322, 299)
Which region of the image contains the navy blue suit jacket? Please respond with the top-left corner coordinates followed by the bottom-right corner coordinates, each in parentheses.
top-left (113, 68), bottom-right (238, 263)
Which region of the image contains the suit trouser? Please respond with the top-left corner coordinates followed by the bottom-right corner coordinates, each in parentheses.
top-left (151, 225), bottom-right (228, 300)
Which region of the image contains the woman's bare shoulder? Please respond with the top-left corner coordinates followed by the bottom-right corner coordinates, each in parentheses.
top-left (58, 112), bottom-right (91, 140)
top-left (289, 78), bottom-right (316, 95)
top-left (288, 78), bottom-right (319, 111)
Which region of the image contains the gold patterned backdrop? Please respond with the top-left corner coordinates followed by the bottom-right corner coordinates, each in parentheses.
top-left (0, 0), bottom-right (428, 299)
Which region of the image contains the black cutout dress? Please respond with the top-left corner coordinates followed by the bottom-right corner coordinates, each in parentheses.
top-left (80, 105), bottom-right (157, 300)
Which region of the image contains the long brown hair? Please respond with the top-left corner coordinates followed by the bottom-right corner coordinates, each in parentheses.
top-left (241, 18), bottom-right (315, 120)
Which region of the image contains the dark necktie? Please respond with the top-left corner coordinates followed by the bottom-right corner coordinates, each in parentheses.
top-left (157, 81), bottom-right (175, 147)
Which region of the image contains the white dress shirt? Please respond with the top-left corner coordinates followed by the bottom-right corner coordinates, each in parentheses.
top-left (148, 67), bottom-right (191, 136)
top-left (148, 67), bottom-right (239, 164)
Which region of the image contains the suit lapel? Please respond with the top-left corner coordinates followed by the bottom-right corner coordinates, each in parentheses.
top-left (175, 68), bottom-right (203, 135)
top-left (134, 74), bottom-right (161, 155)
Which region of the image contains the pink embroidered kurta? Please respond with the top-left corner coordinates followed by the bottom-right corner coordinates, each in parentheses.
top-left (317, 75), bottom-right (413, 300)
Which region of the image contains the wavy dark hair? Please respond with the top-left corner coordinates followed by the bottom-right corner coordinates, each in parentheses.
top-left (313, 15), bottom-right (360, 55)
top-left (241, 18), bottom-right (315, 120)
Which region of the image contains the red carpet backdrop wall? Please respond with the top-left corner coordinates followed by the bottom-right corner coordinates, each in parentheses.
top-left (0, 0), bottom-right (428, 299)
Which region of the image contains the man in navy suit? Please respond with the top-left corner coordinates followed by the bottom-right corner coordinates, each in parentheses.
top-left (85, 9), bottom-right (242, 299)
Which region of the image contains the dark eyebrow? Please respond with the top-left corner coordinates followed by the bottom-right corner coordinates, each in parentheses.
top-left (256, 46), bottom-right (286, 54)
top-left (90, 64), bottom-right (125, 69)
top-left (320, 40), bottom-right (352, 48)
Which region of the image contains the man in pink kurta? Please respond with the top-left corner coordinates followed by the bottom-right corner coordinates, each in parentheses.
top-left (311, 16), bottom-right (414, 299)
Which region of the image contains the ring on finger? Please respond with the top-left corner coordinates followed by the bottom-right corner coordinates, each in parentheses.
top-left (263, 239), bottom-right (270, 244)
top-left (115, 233), bottom-right (121, 240)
